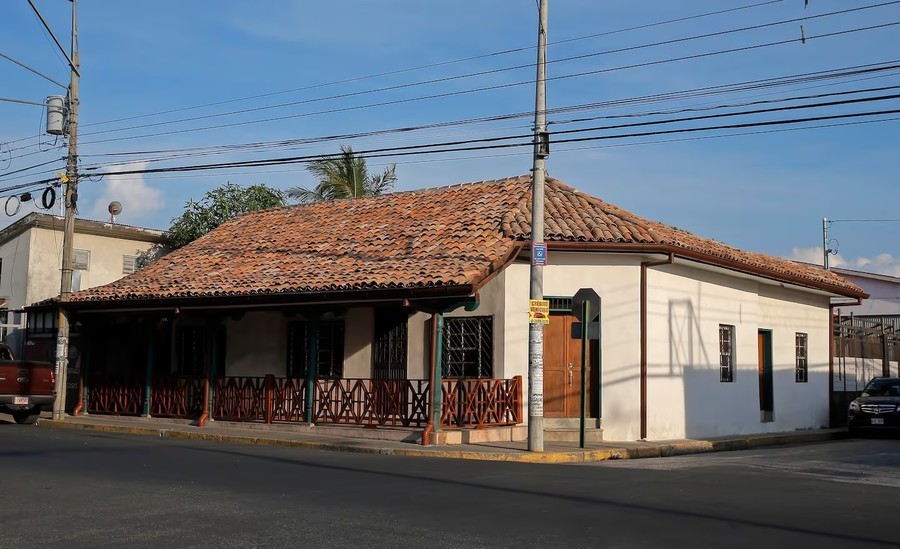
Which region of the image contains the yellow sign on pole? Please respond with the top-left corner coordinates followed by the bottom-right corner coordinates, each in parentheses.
top-left (529, 299), bottom-right (550, 324)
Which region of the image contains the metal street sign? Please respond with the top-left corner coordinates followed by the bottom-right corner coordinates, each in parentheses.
top-left (572, 288), bottom-right (600, 322)
top-left (531, 242), bottom-right (548, 266)
top-left (571, 321), bottom-right (600, 340)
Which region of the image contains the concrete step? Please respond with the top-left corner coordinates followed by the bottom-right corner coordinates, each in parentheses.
top-left (544, 428), bottom-right (604, 443)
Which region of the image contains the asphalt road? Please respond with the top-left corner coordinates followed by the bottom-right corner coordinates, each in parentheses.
top-left (1, 424), bottom-right (898, 549)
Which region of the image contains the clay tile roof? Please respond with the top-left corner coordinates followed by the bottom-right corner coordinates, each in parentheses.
top-left (70, 175), bottom-right (863, 303)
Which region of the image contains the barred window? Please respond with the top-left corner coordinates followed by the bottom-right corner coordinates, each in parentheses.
top-left (719, 324), bottom-right (735, 382)
top-left (286, 320), bottom-right (344, 378)
top-left (795, 332), bottom-right (808, 383)
top-left (442, 316), bottom-right (493, 378)
top-left (373, 308), bottom-right (408, 380)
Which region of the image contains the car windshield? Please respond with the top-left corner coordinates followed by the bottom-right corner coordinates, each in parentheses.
top-left (862, 379), bottom-right (900, 397)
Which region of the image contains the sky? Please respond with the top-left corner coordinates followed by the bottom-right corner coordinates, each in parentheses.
top-left (1, 0), bottom-right (898, 276)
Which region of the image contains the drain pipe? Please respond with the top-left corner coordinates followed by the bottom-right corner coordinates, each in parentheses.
top-left (640, 253), bottom-right (674, 440)
top-left (422, 313), bottom-right (439, 446)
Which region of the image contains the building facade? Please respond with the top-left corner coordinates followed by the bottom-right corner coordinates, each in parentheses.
top-left (57, 177), bottom-right (864, 442)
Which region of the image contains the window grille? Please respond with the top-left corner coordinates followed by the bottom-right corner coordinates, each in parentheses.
top-left (795, 332), bottom-right (808, 383)
top-left (442, 316), bottom-right (493, 378)
top-left (547, 296), bottom-right (573, 312)
top-left (373, 308), bottom-right (408, 380)
top-left (286, 320), bottom-right (345, 378)
top-left (719, 324), bottom-right (735, 382)
top-left (73, 249), bottom-right (90, 270)
top-left (123, 255), bottom-right (138, 275)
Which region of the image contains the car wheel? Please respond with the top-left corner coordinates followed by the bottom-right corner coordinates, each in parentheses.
top-left (12, 410), bottom-right (40, 425)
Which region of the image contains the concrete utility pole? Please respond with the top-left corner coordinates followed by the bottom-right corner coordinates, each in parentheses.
top-left (822, 217), bottom-right (830, 271)
top-left (528, 0), bottom-right (549, 452)
top-left (52, 0), bottom-right (80, 421)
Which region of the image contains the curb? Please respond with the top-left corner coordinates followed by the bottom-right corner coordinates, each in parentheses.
top-left (35, 419), bottom-right (847, 464)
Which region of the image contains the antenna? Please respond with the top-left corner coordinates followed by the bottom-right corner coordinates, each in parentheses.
top-left (108, 201), bottom-right (122, 224)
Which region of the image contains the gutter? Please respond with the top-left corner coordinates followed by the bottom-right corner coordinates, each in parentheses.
top-left (640, 253), bottom-right (674, 441)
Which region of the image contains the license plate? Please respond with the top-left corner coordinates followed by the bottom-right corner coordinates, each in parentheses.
top-left (13, 396), bottom-right (28, 405)
top-left (871, 418), bottom-right (885, 425)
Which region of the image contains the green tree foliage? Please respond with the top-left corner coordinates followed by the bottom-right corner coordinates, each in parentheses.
top-left (287, 145), bottom-right (397, 203)
top-left (137, 183), bottom-right (285, 268)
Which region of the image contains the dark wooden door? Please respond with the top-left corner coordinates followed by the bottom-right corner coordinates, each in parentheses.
top-left (543, 314), bottom-right (589, 418)
top-left (758, 331), bottom-right (774, 416)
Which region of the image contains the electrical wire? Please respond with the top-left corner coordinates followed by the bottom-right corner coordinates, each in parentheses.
top-left (74, 0), bottom-right (786, 131)
top-left (73, 20), bottom-right (900, 146)
top-left (76, 3), bottom-right (900, 141)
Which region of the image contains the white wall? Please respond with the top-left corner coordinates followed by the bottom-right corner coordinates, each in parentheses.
top-left (223, 311), bottom-right (289, 377)
top-left (344, 307), bottom-right (373, 378)
top-left (407, 311), bottom-right (431, 379)
top-left (645, 263), bottom-right (832, 440)
top-left (0, 231), bottom-right (32, 309)
top-left (834, 273), bottom-right (900, 316)
top-left (502, 253), bottom-right (644, 441)
top-left (25, 226), bottom-right (158, 306)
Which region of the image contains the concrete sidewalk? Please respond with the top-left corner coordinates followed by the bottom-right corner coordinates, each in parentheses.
top-left (31, 414), bottom-right (848, 464)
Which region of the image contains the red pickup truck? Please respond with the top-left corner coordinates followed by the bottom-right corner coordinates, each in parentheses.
top-left (0, 343), bottom-right (56, 424)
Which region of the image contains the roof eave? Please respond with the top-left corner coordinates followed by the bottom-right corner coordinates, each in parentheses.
top-left (544, 241), bottom-right (868, 299)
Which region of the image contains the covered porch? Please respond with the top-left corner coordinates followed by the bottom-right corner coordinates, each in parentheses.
top-left (61, 296), bottom-right (523, 443)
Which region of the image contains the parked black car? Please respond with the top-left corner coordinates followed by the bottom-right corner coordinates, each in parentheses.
top-left (848, 377), bottom-right (900, 433)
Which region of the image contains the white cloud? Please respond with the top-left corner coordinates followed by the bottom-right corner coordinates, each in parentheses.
top-left (788, 247), bottom-right (900, 277)
top-left (90, 161), bottom-right (163, 223)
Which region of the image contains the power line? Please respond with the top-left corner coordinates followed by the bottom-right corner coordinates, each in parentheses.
top-left (0, 51), bottom-right (67, 88)
top-left (74, 20), bottom-right (900, 146)
top-left (74, 59), bottom-right (900, 162)
top-left (74, 0), bottom-right (786, 131)
top-left (76, 2), bottom-right (900, 140)
top-left (79, 81), bottom-right (900, 172)
top-left (72, 107), bottom-right (900, 180)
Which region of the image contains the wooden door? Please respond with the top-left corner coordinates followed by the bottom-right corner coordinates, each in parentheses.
top-left (758, 331), bottom-right (774, 419)
top-left (543, 314), bottom-right (590, 418)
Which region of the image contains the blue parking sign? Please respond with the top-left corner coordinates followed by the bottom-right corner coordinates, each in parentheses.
top-left (532, 242), bottom-right (548, 266)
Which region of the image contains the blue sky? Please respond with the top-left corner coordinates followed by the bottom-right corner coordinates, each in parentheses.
top-left (1, 0), bottom-right (898, 275)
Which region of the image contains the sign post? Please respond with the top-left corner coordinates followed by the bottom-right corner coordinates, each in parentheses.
top-left (571, 288), bottom-right (601, 449)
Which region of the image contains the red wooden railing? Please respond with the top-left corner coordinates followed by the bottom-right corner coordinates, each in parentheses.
top-left (212, 376), bottom-right (266, 422)
top-left (86, 373), bottom-right (143, 416)
top-left (150, 375), bottom-right (204, 418)
top-left (441, 376), bottom-right (523, 428)
top-left (84, 372), bottom-right (523, 430)
top-left (312, 378), bottom-right (430, 427)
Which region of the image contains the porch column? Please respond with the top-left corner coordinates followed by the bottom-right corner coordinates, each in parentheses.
top-left (208, 321), bottom-right (219, 417)
top-left (432, 314), bottom-right (444, 430)
top-left (305, 317), bottom-right (320, 423)
top-left (142, 320), bottom-right (154, 417)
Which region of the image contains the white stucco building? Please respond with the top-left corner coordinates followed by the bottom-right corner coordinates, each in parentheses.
top-left (60, 176), bottom-right (864, 442)
top-left (0, 212), bottom-right (163, 354)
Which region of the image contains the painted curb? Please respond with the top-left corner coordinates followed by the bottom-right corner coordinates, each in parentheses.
top-left (35, 419), bottom-right (846, 464)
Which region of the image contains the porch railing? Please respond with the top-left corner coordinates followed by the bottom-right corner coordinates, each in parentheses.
top-left (313, 378), bottom-right (430, 427)
top-left (212, 376), bottom-right (267, 422)
top-left (441, 376), bottom-right (523, 428)
top-left (86, 372), bottom-right (143, 416)
top-left (150, 375), bottom-right (204, 418)
top-left (85, 372), bottom-right (523, 430)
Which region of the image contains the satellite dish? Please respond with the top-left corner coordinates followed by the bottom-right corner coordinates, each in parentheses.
top-left (108, 201), bottom-right (123, 223)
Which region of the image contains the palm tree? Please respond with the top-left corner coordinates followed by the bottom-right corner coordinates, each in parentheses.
top-left (287, 146), bottom-right (397, 203)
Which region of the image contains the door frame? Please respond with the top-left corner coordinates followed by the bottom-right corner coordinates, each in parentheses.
top-left (545, 297), bottom-right (601, 420)
top-left (757, 329), bottom-right (774, 422)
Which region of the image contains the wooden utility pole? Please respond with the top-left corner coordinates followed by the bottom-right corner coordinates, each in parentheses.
top-left (52, 0), bottom-right (80, 420)
top-left (528, 0), bottom-right (549, 452)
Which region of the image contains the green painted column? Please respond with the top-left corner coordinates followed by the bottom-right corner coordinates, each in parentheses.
top-left (433, 314), bottom-right (444, 430)
top-left (305, 318), bottom-right (320, 423)
top-left (208, 325), bottom-right (219, 414)
top-left (143, 321), bottom-right (154, 417)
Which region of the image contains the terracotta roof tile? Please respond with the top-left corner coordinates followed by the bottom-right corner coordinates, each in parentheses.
top-left (70, 175), bottom-right (863, 303)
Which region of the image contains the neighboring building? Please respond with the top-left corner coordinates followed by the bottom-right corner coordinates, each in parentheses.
top-left (827, 268), bottom-right (900, 415)
top-left (0, 212), bottom-right (164, 355)
top-left (829, 267), bottom-right (900, 318)
top-left (57, 176), bottom-right (864, 442)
